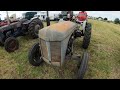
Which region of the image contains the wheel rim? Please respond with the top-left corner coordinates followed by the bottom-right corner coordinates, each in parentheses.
top-left (34, 24), bottom-right (40, 35)
top-left (8, 40), bottom-right (17, 51)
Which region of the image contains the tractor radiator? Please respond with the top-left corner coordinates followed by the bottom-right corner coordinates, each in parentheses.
top-left (40, 39), bottom-right (61, 62)
top-left (50, 42), bottom-right (61, 62)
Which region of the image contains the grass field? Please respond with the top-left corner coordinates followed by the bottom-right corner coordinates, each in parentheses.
top-left (0, 19), bottom-right (120, 79)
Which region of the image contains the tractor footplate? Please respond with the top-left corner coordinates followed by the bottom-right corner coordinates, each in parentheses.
top-left (65, 54), bottom-right (81, 61)
top-left (71, 55), bottom-right (81, 61)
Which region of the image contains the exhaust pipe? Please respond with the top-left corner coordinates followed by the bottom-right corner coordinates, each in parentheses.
top-left (6, 11), bottom-right (10, 25)
top-left (46, 11), bottom-right (50, 26)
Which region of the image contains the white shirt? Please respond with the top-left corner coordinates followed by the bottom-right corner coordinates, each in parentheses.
top-left (67, 14), bottom-right (70, 18)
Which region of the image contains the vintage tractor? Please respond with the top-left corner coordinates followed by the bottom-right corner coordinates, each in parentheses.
top-left (60, 11), bottom-right (74, 21)
top-left (28, 21), bottom-right (92, 79)
top-left (0, 11), bottom-right (44, 52)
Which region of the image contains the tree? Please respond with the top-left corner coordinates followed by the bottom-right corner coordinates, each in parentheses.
top-left (97, 17), bottom-right (103, 21)
top-left (114, 18), bottom-right (120, 24)
top-left (104, 18), bottom-right (108, 21)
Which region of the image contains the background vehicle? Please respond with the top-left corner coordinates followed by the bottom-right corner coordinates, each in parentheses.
top-left (0, 11), bottom-right (44, 52)
top-left (28, 21), bottom-right (92, 79)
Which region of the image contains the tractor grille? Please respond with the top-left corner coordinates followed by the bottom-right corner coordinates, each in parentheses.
top-left (40, 39), bottom-right (48, 60)
top-left (50, 42), bottom-right (61, 62)
top-left (40, 39), bottom-right (61, 62)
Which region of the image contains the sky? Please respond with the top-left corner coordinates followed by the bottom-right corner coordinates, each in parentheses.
top-left (0, 11), bottom-right (120, 21)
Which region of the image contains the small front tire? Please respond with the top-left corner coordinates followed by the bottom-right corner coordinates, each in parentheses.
top-left (82, 23), bottom-right (92, 49)
top-left (4, 37), bottom-right (19, 52)
top-left (77, 51), bottom-right (89, 79)
top-left (28, 43), bottom-right (43, 66)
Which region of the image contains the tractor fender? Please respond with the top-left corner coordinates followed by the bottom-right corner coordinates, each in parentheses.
top-left (22, 17), bottom-right (39, 25)
top-left (19, 18), bottom-right (28, 23)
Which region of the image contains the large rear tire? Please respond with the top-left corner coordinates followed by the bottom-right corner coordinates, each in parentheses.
top-left (28, 18), bottom-right (44, 39)
top-left (77, 51), bottom-right (89, 79)
top-left (4, 37), bottom-right (19, 52)
top-left (82, 23), bottom-right (92, 49)
top-left (28, 43), bottom-right (43, 66)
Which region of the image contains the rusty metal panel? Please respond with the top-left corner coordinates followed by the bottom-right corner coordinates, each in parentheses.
top-left (50, 42), bottom-right (61, 62)
top-left (39, 21), bottom-right (79, 41)
top-left (40, 39), bottom-right (48, 59)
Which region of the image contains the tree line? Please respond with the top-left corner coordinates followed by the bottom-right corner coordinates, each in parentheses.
top-left (114, 18), bottom-right (120, 24)
top-left (89, 16), bottom-right (120, 24)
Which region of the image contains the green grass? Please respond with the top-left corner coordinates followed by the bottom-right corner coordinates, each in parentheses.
top-left (0, 20), bottom-right (120, 79)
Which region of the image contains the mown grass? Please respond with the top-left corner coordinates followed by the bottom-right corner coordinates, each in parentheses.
top-left (0, 20), bottom-right (120, 79)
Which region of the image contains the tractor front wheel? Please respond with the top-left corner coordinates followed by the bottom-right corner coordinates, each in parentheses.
top-left (77, 51), bottom-right (89, 79)
top-left (82, 23), bottom-right (92, 49)
top-left (4, 37), bottom-right (19, 52)
top-left (28, 43), bottom-right (43, 66)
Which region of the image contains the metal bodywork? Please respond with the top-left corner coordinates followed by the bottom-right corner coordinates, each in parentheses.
top-left (0, 21), bottom-right (21, 41)
top-left (39, 21), bottom-right (79, 66)
top-left (0, 22), bottom-right (21, 32)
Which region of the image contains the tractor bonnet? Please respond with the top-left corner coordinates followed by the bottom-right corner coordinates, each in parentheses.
top-left (39, 21), bottom-right (78, 41)
top-left (38, 21), bottom-right (79, 66)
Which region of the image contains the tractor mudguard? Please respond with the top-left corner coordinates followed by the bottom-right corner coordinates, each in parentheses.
top-left (22, 20), bottom-right (31, 25)
top-left (22, 18), bottom-right (39, 25)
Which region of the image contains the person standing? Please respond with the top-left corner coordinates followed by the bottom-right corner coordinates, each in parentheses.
top-left (77, 11), bottom-right (87, 21)
top-left (77, 11), bottom-right (88, 33)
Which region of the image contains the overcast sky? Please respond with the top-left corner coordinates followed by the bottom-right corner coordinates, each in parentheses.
top-left (0, 11), bottom-right (120, 21)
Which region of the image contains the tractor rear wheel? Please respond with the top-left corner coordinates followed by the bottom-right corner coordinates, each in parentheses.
top-left (4, 37), bottom-right (19, 52)
top-left (28, 18), bottom-right (44, 39)
top-left (82, 23), bottom-right (92, 49)
top-left (28, 43), bottom-right (43, 66)
top-left (77, 51), bottom-right (89, 79)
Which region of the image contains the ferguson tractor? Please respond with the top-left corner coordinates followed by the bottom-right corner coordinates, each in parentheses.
top-left (0, 11), bottom-right (44, 52)
top-left (60, 11), bottom-right (74, 21)
top-left (28, 20), bottom-right (92, 79)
